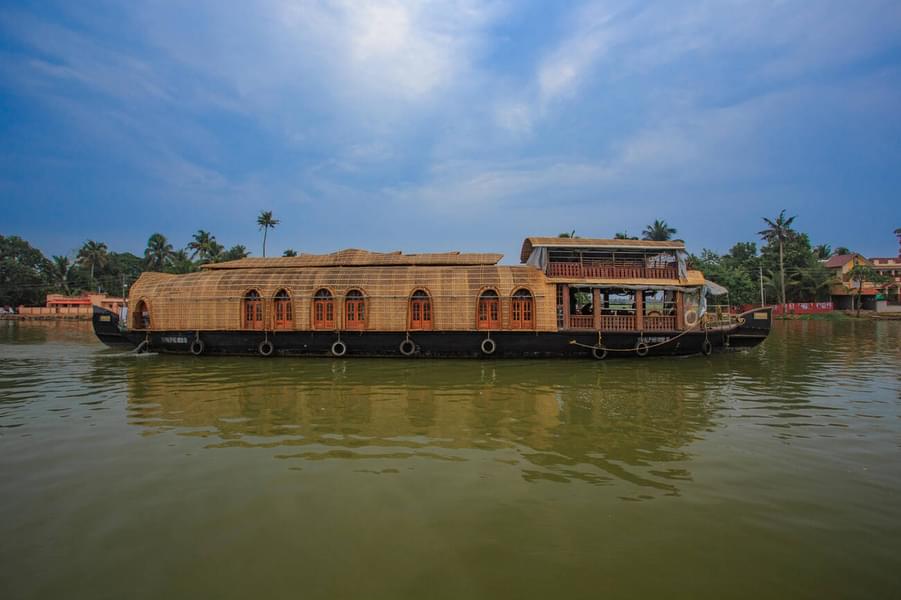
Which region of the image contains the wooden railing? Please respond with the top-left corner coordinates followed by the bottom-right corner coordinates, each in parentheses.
top-left (564, 314), bottom-right (676, 331)
top-left (568, 315), bottom-right (594, 329)
top-left (644, 315), bottom-right (677, 331)
top-left (547, 262), bottom-right (678, 280)
top-left (601, 315), bottom-right (636, 331)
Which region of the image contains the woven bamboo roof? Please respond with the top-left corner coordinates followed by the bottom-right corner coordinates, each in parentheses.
top-left (520, 237), bottom-right (686, 262)
top-left (202, 249), bottom-right (503, 270)
top-left (543, 270), bottom-right (706, 287)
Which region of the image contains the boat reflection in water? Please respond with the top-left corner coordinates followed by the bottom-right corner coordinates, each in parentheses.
top-left (115, 355), bottom-right (737, 498)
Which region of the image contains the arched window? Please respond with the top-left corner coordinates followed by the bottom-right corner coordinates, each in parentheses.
top-left (345, 289), bottom-right (367, 330)
top-left (313, 289), bottom-right (335, 329)
top-left (477, 290), bottom-right (499, 329)
top-left (409, 289), bottom-right (432, 330)
top-left (243, 290), bottom-right (263, 330)
top-left (511, 289), bottom-right (534, 329)
top-left (133, 299), bottom-right (150, 330)
top-left (274, 289), bottom-right (293, 329)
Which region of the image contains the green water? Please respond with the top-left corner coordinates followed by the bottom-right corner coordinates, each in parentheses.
top-left (1, 320), bottom-right (900, 599)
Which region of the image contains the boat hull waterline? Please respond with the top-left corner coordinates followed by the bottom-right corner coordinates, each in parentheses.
top-left (93, 305), bottom-right (772, 359)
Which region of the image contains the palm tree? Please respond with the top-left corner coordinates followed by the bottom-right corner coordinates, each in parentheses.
top-left (642, 220), bottom-right (677, 241)
top-left (257, 210), bottom-right (280, 257)
top-left (221, 245), bottom-right (250, 261)
top-left (614, 231), bottom-right (638, 240)
top-left (77, 240), bottom-right (109, 287)
top-left (167, 249), bottom-right (197, 274)
top-left (144, 233), bottom-right (175, 272)
top-left (758, 210), bottom-right (797, 307)
top-left (558, 230), bottom-right (576, 238)
top-left (188, 230), bottom-right (220, 263)
top-left (813, 244), bottom-right (832, 260)
top-left (834, 246), bottom-right (850, 256)
top-left (48, 255), bottom-right (72, 295)
top-left (283, 249), bottom-right (298, 257)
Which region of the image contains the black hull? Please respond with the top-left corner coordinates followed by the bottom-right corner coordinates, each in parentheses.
top-left (93, 306), bottom-right (772, 359)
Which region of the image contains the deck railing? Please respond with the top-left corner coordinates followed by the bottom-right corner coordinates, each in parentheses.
top-left (547, 262), bottom-right (678, 280)
top-left (564, 314), bottom-right (677, 331)
top-left (644, 315), bottom-right (677, 331)
top-left (601, 315), bottom-right (636, 331)
top-left (568, 315), bottom-right (594, 329)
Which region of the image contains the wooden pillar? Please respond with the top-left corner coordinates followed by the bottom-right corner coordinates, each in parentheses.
top-left (593, 288), bottom-right (601, 330)
top-left (635, 290), bottom-right (644, 331)
top-left (562, 285), bottom-right (570, 330)
top-left (676, 292), bottom-right (684, 330)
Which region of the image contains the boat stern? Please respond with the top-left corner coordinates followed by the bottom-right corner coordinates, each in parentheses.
top-left (728, 306), bottom-right (773, 349)
top-left (92, 306), bottom-right (137, 349)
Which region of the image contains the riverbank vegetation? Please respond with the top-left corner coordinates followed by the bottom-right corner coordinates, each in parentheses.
top-left (0, 210), bottom-right (279, 307)
top-left (2, 213), bottom-right (898, 308)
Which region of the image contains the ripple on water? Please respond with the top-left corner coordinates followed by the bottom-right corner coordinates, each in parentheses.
top-left (1, 320), bottom-right (901, 598)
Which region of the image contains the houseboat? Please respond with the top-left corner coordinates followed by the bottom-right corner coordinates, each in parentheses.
top-left (92, 236), bottom-right (772, 358)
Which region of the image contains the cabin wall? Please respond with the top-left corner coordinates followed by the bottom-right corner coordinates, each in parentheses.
top-left (128, 267), bottom-right (557, 332)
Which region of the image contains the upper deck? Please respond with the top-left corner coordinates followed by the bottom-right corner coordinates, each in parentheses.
top-left (520, 237), bottom-right (687, 283)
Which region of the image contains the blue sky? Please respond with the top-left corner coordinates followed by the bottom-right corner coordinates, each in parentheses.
top-left (2, 0), bottom-right (900, 262)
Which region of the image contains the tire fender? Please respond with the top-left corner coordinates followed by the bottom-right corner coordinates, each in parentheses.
top-left (258, 340), bottom-right (275, 357)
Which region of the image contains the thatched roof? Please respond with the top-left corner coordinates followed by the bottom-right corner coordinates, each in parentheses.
top-left (128, 264), bottom-right (554, 332)
top-left (202, 249), bottom-right (503, 270)
top-left (520, 237), bottom-right (686, 263)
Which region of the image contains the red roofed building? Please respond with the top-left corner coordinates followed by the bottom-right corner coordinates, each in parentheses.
top-left (824, 253), bottom-right (878, 309)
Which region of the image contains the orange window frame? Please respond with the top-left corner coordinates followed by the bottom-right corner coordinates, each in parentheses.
top-left (313, 292), bottom-right (335, 329)
top-left (274, 294), bottom-right (293, 329)
top-left (477, 294), bottom-right (500, 329)
top-left (409, 295), bottom-right (433, 330)
top-left (243, 292), bottom-right (264, 330)
top-left (511, 292), bottom-right (534, 329)
top-left (345, 294), bottom-right (367, 330)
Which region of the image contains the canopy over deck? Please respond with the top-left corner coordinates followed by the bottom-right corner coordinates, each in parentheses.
top-left (520, 237), bottom-right (685, 263)
top-left (202, 249), bottom-right (504, 270)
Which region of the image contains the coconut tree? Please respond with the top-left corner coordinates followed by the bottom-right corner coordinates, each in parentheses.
top-left (283, 249), bottom-right (298, 257)
top-left (642, 220), bottom-right (677, 241)
top-left (188, 230), bottom-right (220, 263)
top-left (167, 249), bottom-right (197, 274)
top-left (48, 255), bottom-right (72, 295)
top-left (758, 210), bottom-right (797, 308)
top-left (77, 240), bottom-right (109, 287)
top-left (614, 231), bottom-right (638, 240)
top-left (834, 246), bottom-right (850, 256)
top-left (257, 210), bottom-right (280, 257)
top-left (813, 244), bottom-right (832, 260)
top-left (847, 264), bottom-right (887, 317)
top-left (221, 245), bottom-right (250, 261)
top-left (144, 233), bottom-right (175, 272)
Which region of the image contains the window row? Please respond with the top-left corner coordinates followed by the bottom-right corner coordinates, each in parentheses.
top-left (239, 288), bottom-right (535, 331)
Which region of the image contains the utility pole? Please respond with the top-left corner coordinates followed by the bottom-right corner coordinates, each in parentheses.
top-left (759, 266), bottom-right (765, 307)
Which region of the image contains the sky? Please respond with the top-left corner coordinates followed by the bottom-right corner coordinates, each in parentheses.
top-left (2, 0), bottom-right (900, 263)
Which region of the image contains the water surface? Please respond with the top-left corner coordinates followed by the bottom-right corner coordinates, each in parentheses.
top-left (1, 320), bottom-right (899, 599)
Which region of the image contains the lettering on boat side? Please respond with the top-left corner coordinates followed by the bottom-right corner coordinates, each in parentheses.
top-left (99, 316), bottom-right (111, 322)
top-left (643, 336), bottom-right (670, 344)
top-left (162, 336), bottom-right (189, 345)
top-left (754, 313), bottom-right (768, 320)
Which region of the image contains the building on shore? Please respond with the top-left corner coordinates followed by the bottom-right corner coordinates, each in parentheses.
top-left (825, 253), bottom-right (878, 310)
top-left (825, 252), bottom-right (901, 310)
top-left (869, 256), bottom-right (901, 309)
top-left (15, 293), bottom-right (125, 319)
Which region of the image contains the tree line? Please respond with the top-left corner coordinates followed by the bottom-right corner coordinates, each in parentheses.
top-left (563, 216), bottom-right (899, 306)
top-left (0, 210), bottom-right (284, 307)
top-left (2, 212), bottom-right (896, 308)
